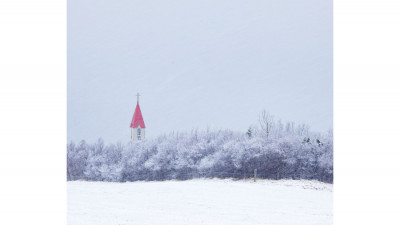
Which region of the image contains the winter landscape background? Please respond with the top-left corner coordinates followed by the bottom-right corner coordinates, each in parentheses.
top-left (68, 1), bottom-right (333, 224)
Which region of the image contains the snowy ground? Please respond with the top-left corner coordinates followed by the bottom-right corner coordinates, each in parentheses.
top-left (68, 179), bottom-right (332, 225)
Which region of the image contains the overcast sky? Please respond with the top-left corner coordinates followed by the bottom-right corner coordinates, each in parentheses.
top-left (68, 0), bottom-right (332, 143)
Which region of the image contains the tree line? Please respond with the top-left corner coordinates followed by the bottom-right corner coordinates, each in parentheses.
top-left (67, 114), bottom-right (333, 183)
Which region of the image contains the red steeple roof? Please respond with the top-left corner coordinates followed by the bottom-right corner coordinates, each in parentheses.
top-left (130, 103), bottom-right (146, 128)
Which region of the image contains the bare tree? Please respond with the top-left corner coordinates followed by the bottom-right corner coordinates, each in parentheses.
top-left (259, 110), bottom-right (274, 138)
top-left (296, 123), bottom-right (310, 136)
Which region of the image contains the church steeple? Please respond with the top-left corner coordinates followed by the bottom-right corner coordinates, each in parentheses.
top-left (130, 93), bottom-right (146, 141)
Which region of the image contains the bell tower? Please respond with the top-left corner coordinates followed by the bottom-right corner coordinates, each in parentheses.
top-left (130, 93), bottom-right (146, 141)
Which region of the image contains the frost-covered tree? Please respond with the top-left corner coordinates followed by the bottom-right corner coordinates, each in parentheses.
top-left (67, 140), bottom-right (89, 180)
top-left (246, 127), bottom-right (252, 138)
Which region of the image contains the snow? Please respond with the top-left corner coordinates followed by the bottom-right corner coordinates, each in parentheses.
top-left (68, 179), bottom-right (332, 225)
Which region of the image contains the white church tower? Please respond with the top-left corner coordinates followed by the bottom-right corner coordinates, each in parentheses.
top-left (130, 93), bottom-right (146, 141)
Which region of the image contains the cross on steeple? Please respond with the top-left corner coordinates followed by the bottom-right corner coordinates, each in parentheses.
top-left (136, 93), bottom-right (140, 103)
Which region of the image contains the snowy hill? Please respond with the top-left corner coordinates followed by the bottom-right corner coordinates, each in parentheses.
top-left (67, 0), bottom-right (332, 143)
top-left (68, 179), bottom-right (332, 225)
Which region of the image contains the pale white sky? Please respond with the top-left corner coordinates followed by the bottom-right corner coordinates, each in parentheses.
top-left (68, 0), bottom-right (332, 143)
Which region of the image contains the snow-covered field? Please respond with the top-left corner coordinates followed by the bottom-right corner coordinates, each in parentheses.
top-left (68, 179), bottom-right (332, 225)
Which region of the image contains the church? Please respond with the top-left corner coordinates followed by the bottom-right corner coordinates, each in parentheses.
top-left (130, 93), bottom-right (146, 141)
